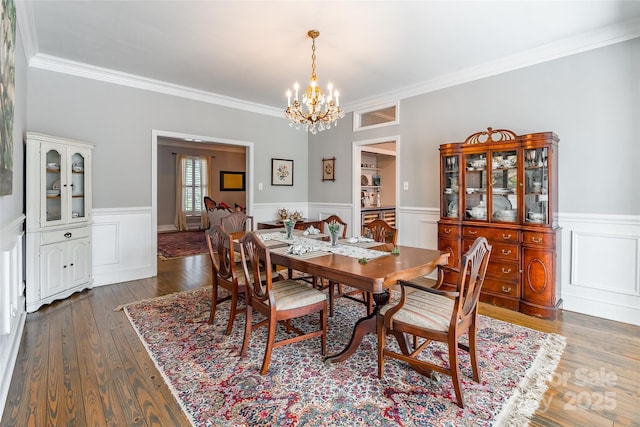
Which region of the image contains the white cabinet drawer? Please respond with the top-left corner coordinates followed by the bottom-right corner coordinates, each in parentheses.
top-left (41, 226), bottom-right (90, 245)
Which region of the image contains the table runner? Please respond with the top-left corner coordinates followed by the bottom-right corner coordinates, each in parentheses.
top-left (267, 235), bottom-right (389, 260)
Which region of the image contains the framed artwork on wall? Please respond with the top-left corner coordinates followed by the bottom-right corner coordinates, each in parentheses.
top-left (271, 158), bottom-right (293, 186)
top-left (0, 0), bottom-right (16, 196)
top-left (322, 157), bottom-right (335, 182)
top-left (220, 171), bottom-right (246, 191)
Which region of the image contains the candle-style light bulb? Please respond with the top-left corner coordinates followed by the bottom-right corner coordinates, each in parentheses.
top-left (294, 82), bottom-right (299, 101)
top-left (335, 90), bottom-right (340, 106)
top-left (327, 82), bottom-right (333, 100)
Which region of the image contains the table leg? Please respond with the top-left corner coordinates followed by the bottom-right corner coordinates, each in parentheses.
top-left (324, 290), bottom-right (390, 364)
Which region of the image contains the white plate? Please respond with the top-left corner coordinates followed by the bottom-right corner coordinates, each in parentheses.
top-left (492, 195), bottom-right (512, 212)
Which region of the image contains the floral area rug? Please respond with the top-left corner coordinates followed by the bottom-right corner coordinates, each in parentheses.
top-left (157, 231), bottom-right (208, 260)
top-left (121, 287), bottom-right (566, 426)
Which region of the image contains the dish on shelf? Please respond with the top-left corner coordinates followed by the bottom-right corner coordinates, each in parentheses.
top-left (46, 189), bottom-right (60, 196)
top-left (494, 209), bottom-right (517, 221)
top-left (492, 195), bottom-right (512, 212)
top-left (447, 200), bottom-right (458, 217)
top-left (444, 188), bottom-right (453, 194)
top-left (493, 187), bottom-right (512, 194)
top-left (360, 175), bottom-right (369, 186)
top-left (52, 179), bottom-right (61, 190)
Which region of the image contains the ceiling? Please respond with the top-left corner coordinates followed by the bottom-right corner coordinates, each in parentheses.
top-left (17, 1), bottom-right (640, 116)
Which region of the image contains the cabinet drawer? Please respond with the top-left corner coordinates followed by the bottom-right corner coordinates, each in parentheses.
top-left (523, 231), bottom-right (555, 247)
top-left (483, 278), bottom-right (520, 298)
top-left (465, 226), bottom-right (519, 242)
top-left (439, 224), bottom-right (461, 237)
top-left (486, 261), bottom-right (519, 281)
top-left (462, 226), bottom-right (491, 239)
top-left (463, 239), bottom-right (519, 261)
top-left (41, 227), bottom-right (90, 245)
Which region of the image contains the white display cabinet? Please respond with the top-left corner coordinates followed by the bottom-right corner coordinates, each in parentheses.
top-left (25, 133), bottom-right (94, 313)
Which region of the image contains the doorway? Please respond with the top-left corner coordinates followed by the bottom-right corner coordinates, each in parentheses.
top-left (351, 136), bottom-right (399, 236)
top-left (151, 130), bottom-right (254, 276)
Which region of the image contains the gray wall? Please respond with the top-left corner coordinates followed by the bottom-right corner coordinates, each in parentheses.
top-left (309, 38), bottom-right (639, 215)
top-left (156, 143), bottom-right (246, 226)
top-left (26, 70), bottom-right (308, 209)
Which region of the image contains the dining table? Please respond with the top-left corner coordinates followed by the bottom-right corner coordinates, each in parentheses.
top-left (257, 231), bottom-right (449, 364)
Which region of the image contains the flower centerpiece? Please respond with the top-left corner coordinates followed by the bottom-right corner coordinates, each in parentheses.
top-left (327, 220), bottom-right (341, 246)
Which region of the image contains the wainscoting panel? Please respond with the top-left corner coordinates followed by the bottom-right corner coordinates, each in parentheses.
top-left (560, 213), bottom-right (640, 325)
top-left (396, 207), bottom-right (440, 249)
top-left (92, 207), bottom-right (155, 286)
top-left (0, 215), bottom-right (26, 421)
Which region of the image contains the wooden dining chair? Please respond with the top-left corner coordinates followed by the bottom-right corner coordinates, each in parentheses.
top-left (221, 211), bottom-right (254, 233)
top-left (363, 219), bottom-right (398, 245)
top-left (239, 232), bottom-right (328, 375)
top-left (377, 237), bottom-right (492, 408)
top-left (204, 196), bottom-right (216, 211)
top-left (206, 224), bottom-right (246, 335)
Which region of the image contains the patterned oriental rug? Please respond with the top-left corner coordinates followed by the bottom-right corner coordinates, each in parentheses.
top-left (121, 287), bottom-right (566, 427)
top-left (157, 231), bottom-right (208, 260)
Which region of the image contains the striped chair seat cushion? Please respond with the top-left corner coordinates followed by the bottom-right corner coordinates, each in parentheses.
top-left (272, 280), bottom-right (327, 311)
top-left (379, 291), bottom-right (454, 332)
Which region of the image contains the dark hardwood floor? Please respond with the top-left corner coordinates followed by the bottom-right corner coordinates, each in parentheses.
top-left (2, 254), bottom-right (639, 426)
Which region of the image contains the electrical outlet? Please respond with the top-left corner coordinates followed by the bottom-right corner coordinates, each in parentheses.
top-left (403, 181), bottom-right (409, 190)
top-left (258, 182), bottom-right (263, 191)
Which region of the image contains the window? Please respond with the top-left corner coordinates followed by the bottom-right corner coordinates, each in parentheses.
top-left (353, 102), bottom-right (399, 132)
top-left (182, 156), bottom-right (206, 215)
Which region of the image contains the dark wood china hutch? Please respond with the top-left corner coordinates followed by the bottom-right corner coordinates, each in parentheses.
top-left (438, 128), bottom-right (561, 319)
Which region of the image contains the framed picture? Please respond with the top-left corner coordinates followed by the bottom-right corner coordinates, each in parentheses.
top-left (220, 171), bottom-right (246, 191)
top-left (322, 157), bottom-right (335, 182)
top-left (271, 158), bottom-right (294, 186)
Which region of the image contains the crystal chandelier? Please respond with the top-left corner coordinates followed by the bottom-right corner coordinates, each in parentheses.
top-left (285, 30), bottom-right (344, 134)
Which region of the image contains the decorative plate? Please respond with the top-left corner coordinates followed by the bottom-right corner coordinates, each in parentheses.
top-left (492, 195), bottom-right (512, 212)
top-left (361, 175), bottom-right (369, 186)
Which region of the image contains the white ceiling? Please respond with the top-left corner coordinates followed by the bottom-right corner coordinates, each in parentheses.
top-left (17, 1), bottom-right (640, 116)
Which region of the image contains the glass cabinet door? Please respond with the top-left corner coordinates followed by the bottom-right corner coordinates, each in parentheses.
top-left (524, 147), bottom-right (549, 225)
top-left (490, 150), bottom-right (518, 223)
top-left (442, 155), bottom-right (459, 218)
top-left (70, 151), bottom-right (86, 220)
top-left (464, 153), bottom-right (487, 220)
top-left (45, 148), bottom-right (63, 223)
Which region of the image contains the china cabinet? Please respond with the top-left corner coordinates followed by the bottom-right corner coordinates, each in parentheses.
top-left (438, 128), bottom-right (560, 319)
top-left (25, 133), bottom-right (94, 313)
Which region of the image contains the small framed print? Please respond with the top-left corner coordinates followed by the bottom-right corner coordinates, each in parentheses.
top-left (322, 157), bottom-right (335, 182)
top-left (220, 171), bottom-right (246, 191)
top-left (271, 158), bottom-right (294, 186)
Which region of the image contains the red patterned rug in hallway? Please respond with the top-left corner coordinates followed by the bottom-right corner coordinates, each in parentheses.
top-left (157, 230), bottom-right (208, 260)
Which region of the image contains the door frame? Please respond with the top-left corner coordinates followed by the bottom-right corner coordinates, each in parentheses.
top-left (351, 136), bottom-right (400, 235)
top-left (151, 129), bottom-right (254, 275)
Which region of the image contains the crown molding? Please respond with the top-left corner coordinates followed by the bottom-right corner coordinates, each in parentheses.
top-left (28, 54), bottom-right (284, 118)
top-left (344, 17), bottom-right (640, 112)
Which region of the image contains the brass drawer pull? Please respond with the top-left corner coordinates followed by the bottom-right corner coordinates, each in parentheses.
top-left (501, 286), bottom-right (512, 293)
top-left (501, 267), bottom-right (512, 274)
top-left (532, 237), bottom-right (543, 243)
top-left (501, 249), bottom-right (512, 256)
top-left (444, 228), bottom-right (451, 234)
top-left (502, 233), bottom-right (512, 240)
top-left (468, 230), bottom-right (478, 235)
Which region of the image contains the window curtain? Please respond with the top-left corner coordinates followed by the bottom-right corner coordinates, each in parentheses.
top-left (200, 156), bottom-right (212, 229)
top-left (174, 154), bottom-right (188, 231)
